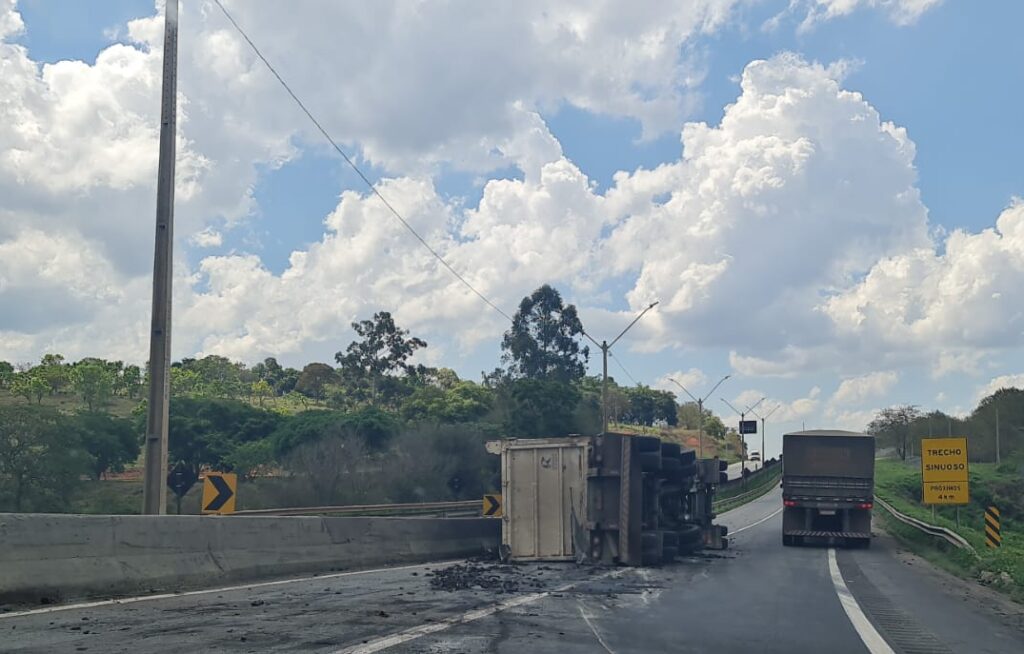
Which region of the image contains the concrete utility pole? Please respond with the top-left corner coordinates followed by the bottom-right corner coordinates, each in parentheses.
top-left (582, 302), bottom-right (659, 434)
top-left (669, 375), bottom-right (730, 458)
top-left (141, 0), bottom-right (179, 515)
top-left (995, 407), bottom-right (1000, 464)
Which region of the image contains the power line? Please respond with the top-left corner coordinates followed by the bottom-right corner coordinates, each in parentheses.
top-left (608, 350), bottom-right (639, 386)
top-left (211, 0), bottom-right (513, 323)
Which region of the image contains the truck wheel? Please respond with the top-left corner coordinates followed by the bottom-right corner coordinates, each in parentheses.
top-left (661, 442), bottom-right (681, 458)
top-left (662, 546), bottom-right (678, 562)
top-left (782, 535), bottom-right (793, 547)
top-left (641, 531), bottom-right (663, 566)
top-left (661, 456), bottom-right (682, 472)
top-left (636, 436), bottom-right (661, 452)
top-left (678, 524), bottom-right (702, 548)
top-left (639, 451), bottom-right (662, 472)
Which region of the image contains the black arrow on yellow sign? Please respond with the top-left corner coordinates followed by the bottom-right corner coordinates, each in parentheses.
top-left (202, 473), bottom-right (237, 514)
top-left (483, 494), bottom-right (502, 517)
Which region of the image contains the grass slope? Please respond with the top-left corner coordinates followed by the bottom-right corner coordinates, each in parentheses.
top-left (875, 458), bottom-right (1023, 603)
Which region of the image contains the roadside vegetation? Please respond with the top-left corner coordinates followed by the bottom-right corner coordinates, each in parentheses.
top-left (873, 458), bottom-right (1023, 603)
top-left (0, 284), bottom-right (737, 514)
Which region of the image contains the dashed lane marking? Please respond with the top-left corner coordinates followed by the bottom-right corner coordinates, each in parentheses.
top-left (730, 507), bottom-right (783, 535)
top-left (828, 548), bottom-right (895, 654)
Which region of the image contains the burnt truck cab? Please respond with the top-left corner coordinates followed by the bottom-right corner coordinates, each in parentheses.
top-left (781, 430), bottom-right (875, 548)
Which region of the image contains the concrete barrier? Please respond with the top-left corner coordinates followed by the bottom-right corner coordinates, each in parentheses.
top-left (0, 513), bottom-right (498, 604)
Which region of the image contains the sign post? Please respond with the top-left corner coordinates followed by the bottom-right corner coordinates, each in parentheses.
top-left (166, 461), bottom-right (198, 515)
top-left (920, 437), bottom-right (969, 506)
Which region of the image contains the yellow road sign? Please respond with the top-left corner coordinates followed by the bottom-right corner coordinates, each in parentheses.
top-left (923, 481), bottom-right (968, 504)
top-left (482, 494), bottom-right (503, 517)
top-left (920, 437), bottom-right (968, 505)
top-left (202, 472), bottom-right (237, 514)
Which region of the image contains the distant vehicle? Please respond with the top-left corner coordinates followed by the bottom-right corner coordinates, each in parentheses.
top-left (782, 430), bottom-right (874, 548)
top-left (749, 451), bottom-right (760, 462)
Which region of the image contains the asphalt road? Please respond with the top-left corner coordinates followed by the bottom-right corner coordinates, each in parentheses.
top-left (4, 489), bottom-right (1022, 653)
top-left (726, 459), bottom-right (762, 480)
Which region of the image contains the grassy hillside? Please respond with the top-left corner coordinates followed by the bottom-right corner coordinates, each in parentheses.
top-left (875, 458), bottom-right (1023, 602)
top-left (0, 388), bottom-right (140, 418)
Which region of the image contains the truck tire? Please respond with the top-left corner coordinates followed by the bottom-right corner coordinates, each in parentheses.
top-left (636, 436), bottom-right (661, 452)
top-left (641, 531), bottom-right (663, 566)
top-left (782, 534), bottom-right (793, 547)
top-left (661, 456), bottom-right (682, 472)
top-left (661, 442), bottom-right (681, 458)
top-left (678, 462), bottom-right (697, 479)
top-left (639, 451), bottom-right (662, 472)
top-left (678, 523), bottom-right (702, 548)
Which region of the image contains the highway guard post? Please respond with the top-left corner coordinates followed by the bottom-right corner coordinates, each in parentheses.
top-left (920, 437), bottom-right (969, 506)
top-left (985, 506), bottom-right (1001, 548)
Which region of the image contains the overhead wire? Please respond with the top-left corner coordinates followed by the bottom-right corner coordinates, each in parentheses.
top-left (608, 350), bottom-right (639, 386)
top-left (211, 0), bottom-right (513, 323)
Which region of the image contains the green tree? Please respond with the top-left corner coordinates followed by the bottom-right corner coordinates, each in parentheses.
top-left (37, 353), bottom-right (69, 395)
top-left (501, 284), bottom-right (589, 382)
top-left (0, 406), bottom-right (91, 511)
top-left (251, 379), bottom-right (272, 407)
top-left (0, 360), bottom-right (14, 389)
top-left (121, 364), bottom-right (143, 399)
top-left (11, 373), bottom-right (49, 404)
top-left (335, 311), bottom-right (427, 406)
top-left (164, 397), bottom-right (282, 477)
top-left (68, 412), bottom-right (140, 480)
top-left (71, 362), bottom-right (116, 411)
top-left (500, 378), bottom-right (582, 437)
top-left (622, 386), bottom-right (678, 426)
top-left (867, 405), bottom-right (921, 461)
top-left (295, 362), bottom-right (339, 403)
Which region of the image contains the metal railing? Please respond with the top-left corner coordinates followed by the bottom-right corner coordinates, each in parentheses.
top-left (714, 474), bottom-right (781, 513)
top-left (232, 499), bottom-right (479, 517)
top-left (874, 495), bottom-right (977, 557)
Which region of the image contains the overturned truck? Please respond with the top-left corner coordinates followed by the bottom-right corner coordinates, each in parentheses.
top-left (486, 433), bottom-right (728, 566)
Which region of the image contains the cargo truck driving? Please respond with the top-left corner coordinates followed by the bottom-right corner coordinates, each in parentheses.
top-left (782, 430), bottom-right (875, 548)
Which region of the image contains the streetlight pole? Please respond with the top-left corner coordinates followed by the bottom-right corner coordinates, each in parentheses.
top-left (669, 375), bottom-right (730, 458)
top-left (722, 396), bottom-right (765, 473)
top-left (142, 0), bottom-right (178, 515)
top-left (582, 301), bottom-right (659, 434)
top-left (749, 403), bottom-right (779, 469)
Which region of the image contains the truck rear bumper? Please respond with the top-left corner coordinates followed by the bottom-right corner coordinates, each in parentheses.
top-left (783, 530), bottom-right (870, 539)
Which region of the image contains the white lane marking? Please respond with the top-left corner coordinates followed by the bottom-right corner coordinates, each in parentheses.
top-left (578, 601), bottom-right (617, 654)
top-left (828, 548), bottom-right (895, 654)
top-left (730, 506), bottom-right (783, 535)
top-left (333, 568), bottom-right (627, 654)
top-left (0, 560), bottom-right (461, 620)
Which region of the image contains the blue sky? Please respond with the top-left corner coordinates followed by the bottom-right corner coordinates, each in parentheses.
top-left (3, 1), bottom-right (1023, 456)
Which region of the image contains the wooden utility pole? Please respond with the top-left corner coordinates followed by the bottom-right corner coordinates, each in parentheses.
top-left (141, 0), bottom-right (178, 515)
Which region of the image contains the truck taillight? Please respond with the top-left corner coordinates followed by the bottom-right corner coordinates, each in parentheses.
top-left (858, 502), bottom-right (873, 510)
top-left (784, 500), bottom-right (797, 507)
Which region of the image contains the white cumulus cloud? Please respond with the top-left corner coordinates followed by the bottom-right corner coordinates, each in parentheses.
top-left (830, 371), bottom-right (899, 406)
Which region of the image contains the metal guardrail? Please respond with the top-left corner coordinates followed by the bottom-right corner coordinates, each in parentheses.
top-left (232, 501), bottom-right (479, 515)
top-left (874, 495), bottom-right (978, 557)
top-left (714, 477), bottom-right (780, 512)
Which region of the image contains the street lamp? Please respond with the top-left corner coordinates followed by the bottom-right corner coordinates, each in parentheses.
top-left (582, 301), bottom-right (659, 434)
top-left (748, 403), bottom-right (780, 468)
top-left (669, 375), bottom-right (731, 458)
top-left (722, 396), bottom-right (765, 473)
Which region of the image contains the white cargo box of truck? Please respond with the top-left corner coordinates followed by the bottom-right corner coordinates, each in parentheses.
top-left (486, 437), bottom-right (590, 561)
